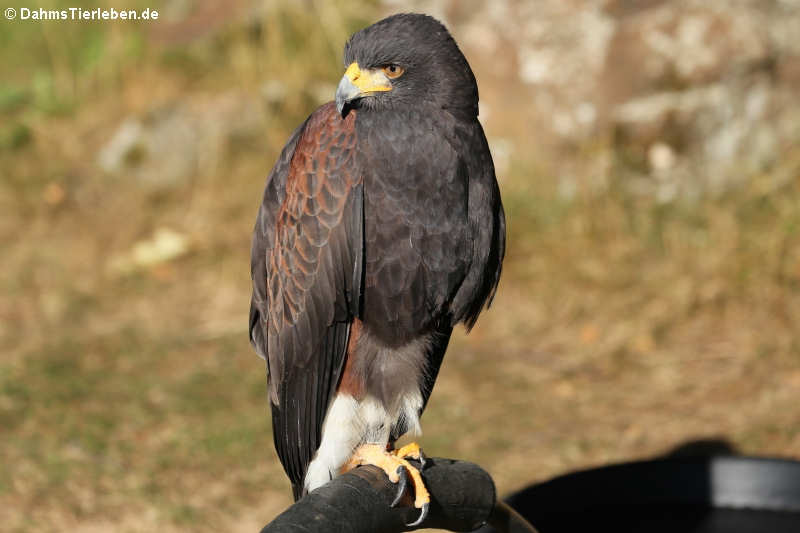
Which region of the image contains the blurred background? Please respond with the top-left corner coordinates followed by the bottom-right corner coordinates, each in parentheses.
top-left (2, 0), bottom-right (800, 530)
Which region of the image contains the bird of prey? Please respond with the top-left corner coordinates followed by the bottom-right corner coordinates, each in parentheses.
top-left (249, 13), bottom-right (505, 525)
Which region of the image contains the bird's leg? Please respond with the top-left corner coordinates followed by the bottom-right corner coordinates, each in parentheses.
top-left (342, 443), bottom-right (430, 526)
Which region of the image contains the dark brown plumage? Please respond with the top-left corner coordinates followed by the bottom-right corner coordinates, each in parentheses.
top-left (249, 13), bottom-right (505, 506)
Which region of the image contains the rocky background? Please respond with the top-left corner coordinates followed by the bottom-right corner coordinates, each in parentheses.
top-left (92, 0), bottom-right (800, 201)
top-left (409, 0), bottom-right (800, 199)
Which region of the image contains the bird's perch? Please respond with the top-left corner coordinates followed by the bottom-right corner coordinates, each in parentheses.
top-left (261, 457), bottom-right (534, 533)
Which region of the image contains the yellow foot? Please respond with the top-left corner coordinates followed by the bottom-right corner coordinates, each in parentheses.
top-left (392, 442), bottom-right (426, 466)
top-left (343, 443), bottom-right (430, 526)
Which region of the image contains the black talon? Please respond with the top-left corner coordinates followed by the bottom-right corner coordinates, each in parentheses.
top-left (417, 449), bottom-right (427, 469)
top-left (390, 465), bottom-right (407, 507)
top-left (405, 502), bottom-right (429, 527)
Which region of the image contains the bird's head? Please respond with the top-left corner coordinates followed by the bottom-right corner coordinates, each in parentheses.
top-left (335, 13), bottom-right (478, 119)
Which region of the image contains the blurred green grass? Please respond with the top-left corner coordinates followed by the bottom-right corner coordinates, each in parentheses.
top-left (2, 1), bottom-right (800, 531)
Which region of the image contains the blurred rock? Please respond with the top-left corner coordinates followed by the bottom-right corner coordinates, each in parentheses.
top-left (108, 228), bottom-right (190, 275)
top-left (396, 0), bottom-right (800, 198)
top-left (97, 91), bottom-right (264, 189)
top-left (648, 142), bottom-right (676, 172)
top-left (97, 119), bottom-right (145, 174)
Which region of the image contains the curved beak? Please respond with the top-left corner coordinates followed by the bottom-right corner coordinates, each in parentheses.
top-left (335, 75), bottom-right (361, 117)
top-left (335, 62), bottom-right (392, 117)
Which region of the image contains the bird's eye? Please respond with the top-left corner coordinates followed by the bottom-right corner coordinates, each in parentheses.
top-left (382, 64), bottom-right (405, 79)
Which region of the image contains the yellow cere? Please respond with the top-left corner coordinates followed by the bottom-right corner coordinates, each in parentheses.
top-left (344, 62), bottom-right (361, 81)
top-left (345, 62), bottom-right (392, 92)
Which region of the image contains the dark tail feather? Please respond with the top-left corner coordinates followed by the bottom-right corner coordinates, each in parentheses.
top-left (292, 482), bottom-right (303, 502)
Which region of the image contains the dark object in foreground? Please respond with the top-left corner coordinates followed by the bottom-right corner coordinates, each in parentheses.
top-left (261, 457), bottom-right (518, 533)
top-left (478, 455), bottom-right (800, 533)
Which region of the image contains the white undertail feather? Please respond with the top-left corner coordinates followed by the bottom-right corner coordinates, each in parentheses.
top-left (399, 390), bottom-right (423, 436)
top-left (303, 394), bottom-right (361, 492)
top-left (303, 390), bottom-right (423, 494)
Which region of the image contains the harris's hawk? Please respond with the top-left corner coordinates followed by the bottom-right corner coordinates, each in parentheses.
top-left (249, 13), bottom-right (505, 524)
